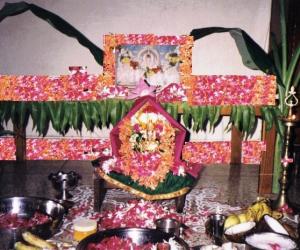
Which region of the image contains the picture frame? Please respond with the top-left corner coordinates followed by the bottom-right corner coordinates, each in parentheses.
top-left (103, 34), bottom-right (193, 89)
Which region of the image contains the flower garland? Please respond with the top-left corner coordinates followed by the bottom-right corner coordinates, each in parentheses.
top-left (117, 103), bottom-right (176, 189)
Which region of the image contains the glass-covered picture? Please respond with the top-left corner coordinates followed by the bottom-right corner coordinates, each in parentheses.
top-left (115, 45), bottom-right (180, 88)
top-left (103, 34), bottom-right (193, 90)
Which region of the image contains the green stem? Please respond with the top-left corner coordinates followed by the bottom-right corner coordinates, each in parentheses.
top-left (270, 33), bottom-right (282, 79)
top-left (280, 0), bottom-right (287, 84)
top-left (277, 85), bottom-right (286, 112)
top-left (272, 134), bottom-right (282, 193)
top-left (293, 70), bottom-right (300, 89)
top-left (285, 44), bottom-right (300, 93)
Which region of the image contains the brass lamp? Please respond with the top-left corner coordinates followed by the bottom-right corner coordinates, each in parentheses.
top-left (274, 86), bottom-right (299, 212)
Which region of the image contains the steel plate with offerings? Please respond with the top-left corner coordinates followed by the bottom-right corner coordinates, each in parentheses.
top-left (77, 228), bottom-right (189, 250)
top-left (0, 196), bottom-right (66, 249)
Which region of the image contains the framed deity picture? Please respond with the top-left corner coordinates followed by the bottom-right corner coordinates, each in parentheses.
top-left (103, 34), bottom-right (193, 89)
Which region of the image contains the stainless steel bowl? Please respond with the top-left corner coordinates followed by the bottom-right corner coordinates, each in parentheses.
top-left (77, 227), bottom-right (190, 250)
top-left (0, 196), bottom-right (66, 250)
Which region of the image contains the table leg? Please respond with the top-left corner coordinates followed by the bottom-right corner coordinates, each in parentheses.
top-left (175, 194), bottom-right (186, 213)
top-left (93, 177), bottom-right (107, 212)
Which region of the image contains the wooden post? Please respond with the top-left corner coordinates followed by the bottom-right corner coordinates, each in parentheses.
top-left (230, 125), bottom-right (242, 164)
top-left (259, 125), bottom-right (276, 195)
top-left (13, 124), bottom-right (26, 161)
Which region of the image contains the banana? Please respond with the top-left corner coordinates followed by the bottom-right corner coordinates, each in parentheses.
top-left (272, 210), bottom-right (283, 220)
top-left (22, 232), bottom-right (58, 250)
top-left (246, 201), bottom-right (273, 222)
top-left (224, 214), bottom-right (240, 229)
top-left (237, 213), bottom-right (248, 223)
top-left (14, 242), bottom-right (41, 250)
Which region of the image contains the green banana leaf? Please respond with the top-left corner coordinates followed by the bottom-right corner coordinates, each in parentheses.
top-left (190, 27), bottom-right (281, 84)
top-left (108, 171), bottom-right (195, 195)
top-left (0, 1), bottom-right (104, 66)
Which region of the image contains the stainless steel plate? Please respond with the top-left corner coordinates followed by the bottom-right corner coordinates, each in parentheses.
top-left (0, 196), bottom-right (66, 250)
top-left (77, 227), bottom-right (190, 249)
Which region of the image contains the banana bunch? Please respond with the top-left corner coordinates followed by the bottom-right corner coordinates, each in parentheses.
top-left (14, 232), bottom-right (57, 250)
top-left (224, 200), bottom-right (282, 229)
top-left (246, 200), bottom-right (282, 222)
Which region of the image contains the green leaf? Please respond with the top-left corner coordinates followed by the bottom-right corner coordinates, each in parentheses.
top-left (120, 101), bottom-right (130, 120)
top-left (293, 70), bottom-right (300, 89)
top-left (260, 106), bottom-right (273, 131)
top-left (80, 102), bottom-right (92, 131)
top-left (242, 106), bottom-right (250, 134)
top-left (190, 27), bottom-right (278, 78)
top-left (248, 106), bottom-right (257, 137)
top-left (47, 102), bottom-right (63, 132)
top-left (199, 106), bottom-right (208, 130)
top-left (61, 102), bottom-right (71, 134)
top-left (10, 102), bottom-right (17, 125)
top-left (108, 99), bottom-right (122, 126)
top-left (279, 0), bottom-right (287, 83)
top-left (0, 102), bottom-right (4, 126)
top-left (124, 100), bottom-right (134, 112)
top-left (17, 101), bottom-right (29, 128)
top-left (37, 102), bottom-right (50, 136)
top-left (270, 33), bottom-right (282, 80)
top-left (30, 102), bottom-right (39, 130)
top-left (285, 44), bottom-right (300, 91)
top-left (233, 106), bottom-right (243, 131)
top-left (208, 106), bottom-right (220, 130)
top-left (181, 103), bottom-right (191, 128)
top-left (270, 107), bottom-right (284, 138)
top-left (0, 102), bottom-right (10, 125)
top-left (98, 100), bottom-right (108, 127)
top-left (165, 103), bottom-right (178, 120)
top-left (70, 102), bottom-right (81, 131)
top-left (225, 106), bottom-right (236, 132)
top-left (90, 102), bottom-right (101, 127)
top-left (0, 2), bottom-right (104, 66)
top-left (0, 130), bottom-right (16, 137)
top-left (190, 106), bottom-right (200, 132)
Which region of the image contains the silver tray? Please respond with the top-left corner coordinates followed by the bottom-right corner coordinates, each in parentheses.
top-left (0, 196), bottom-right (66, 249)
top-left (77, 227), bottom-right (190, 249)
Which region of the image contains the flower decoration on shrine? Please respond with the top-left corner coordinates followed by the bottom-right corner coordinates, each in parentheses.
top-left (95, 96), bottom-right (202, 199)
top-left (115, 103), bottom-right (176, 189)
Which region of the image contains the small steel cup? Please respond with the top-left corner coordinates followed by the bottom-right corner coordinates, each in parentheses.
top-left (48, 171), bottom-right (81, 200)
top-left (208, 213), bottom-right (226, 245)
top-left (155, 218), bottom-right (181, 236)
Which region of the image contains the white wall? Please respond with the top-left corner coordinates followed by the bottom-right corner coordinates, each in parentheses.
top-left (0, 0), bottom-right (272, 140)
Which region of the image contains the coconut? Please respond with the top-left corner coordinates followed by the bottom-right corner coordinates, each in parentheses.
top-left (224, 221), bottom-right (256, 243)
top-left (245, 232), bottom-right (297, 250)
top-left (282, 223), bottom-right (299, 239)
top-left (257, 214), bottom-right (289, 235)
